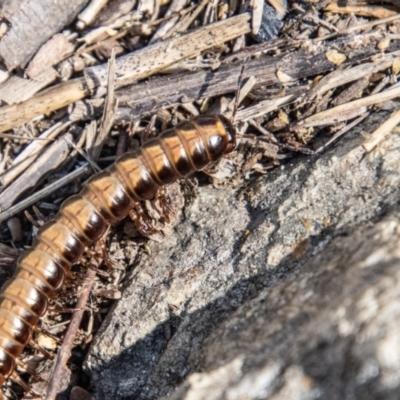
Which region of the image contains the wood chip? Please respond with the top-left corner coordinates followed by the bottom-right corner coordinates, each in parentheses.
top-left (92, 0), bottom-right (136, 27)
top-left (0, 69), bottom-right (58, 105)
top-left (251, 0), bottom-right (264, 35)
top-left (392, 57), bottom-right (400, 74)
top-left (325, 49), bottom-right (346, 66)
top-left (26, 34), bottom-right (76, 79)
top-left (77, 0), bottom-right (109, 29)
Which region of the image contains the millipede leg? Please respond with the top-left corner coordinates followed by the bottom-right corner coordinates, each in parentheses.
top-left (129, 203), bottom-right (157, 236)
top-left (86, 262), bottom-right (111, 277)
top-left (155, 187), bottom-right (173, 224)
top-left (202, 163), bottom-right (220, 175)
top-left (82, 227), bottom-right (118, 271)
top-left (28, 339), bottom-right (54, 360)
top-left (15, 359), bottom-right (43, 382)
top-left (96, 228), bottom-right (120, 270)
top-left (32, 325), bottom-right (62, 345)
top-left (10, 370), bottom-right (40, 397)
top-left (140, 114), bottom-right (157, 143)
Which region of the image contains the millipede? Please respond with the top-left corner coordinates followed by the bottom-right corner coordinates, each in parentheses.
top-left (0, 114), bottom-right (236, 398)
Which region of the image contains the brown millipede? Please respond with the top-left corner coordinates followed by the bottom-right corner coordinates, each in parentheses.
top-left (0, 114), bottom-right (236, 398)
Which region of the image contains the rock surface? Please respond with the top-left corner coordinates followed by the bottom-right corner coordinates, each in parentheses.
top-left (85, 110), bottom-right (400, 400)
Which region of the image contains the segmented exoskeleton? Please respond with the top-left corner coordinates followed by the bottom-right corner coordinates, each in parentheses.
top-left (0, 115), bottom-right (235, 398)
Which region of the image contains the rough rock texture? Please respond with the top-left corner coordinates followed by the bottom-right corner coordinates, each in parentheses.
top-left (85, 110), bottom-right (400, 400)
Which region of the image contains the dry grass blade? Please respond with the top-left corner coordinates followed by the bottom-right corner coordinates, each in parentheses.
top-left (0, 134), bottom-right (73, 212)
top-left (315, 13), bottom-right (400, 41)
top-left (315, 113), bottom-right (369, 153)
top-left (91, 50), bottom-right (118, 161)
top-left (363, 108), bottom-right (400, 152)
top-left (236, 93), bottom-right (301, 122)
top-left (293, 85), bottom-right (400, 129)
top-left (0, 121), bottom-right (73, 188)
top-left (0, 164), bottom-right (91, 225)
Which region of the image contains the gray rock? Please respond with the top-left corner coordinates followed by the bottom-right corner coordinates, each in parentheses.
top-left (85, 111), bottom-right (400, 400)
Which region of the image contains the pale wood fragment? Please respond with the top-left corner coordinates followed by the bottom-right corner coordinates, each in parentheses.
top-left (235, 94), bottom-right (298, 122)
top-left (26, 34), bottom-right (76, 79)
top-left (0, 69), bottom-right (58, 105)
top-left (92, 0), bottom-right (136, 27)
top-left (294, 85), bottom-right (400, 129)
top-left (324, 3), bottom-right (398, 19)
top-left (363, 108), bottom-right (400, 152)
top-left (0, 69), bottom-right (9, 85)
top-left (268, 0), bottom-right (287, 16)
top-left (0, 78), bottom-right (88, 133)
top-left (251, 0), bottom-right (264, 35)
top-left (77, 0), bottom-right (109, 29)
top-left (226, 76), bottom-right (257, 119)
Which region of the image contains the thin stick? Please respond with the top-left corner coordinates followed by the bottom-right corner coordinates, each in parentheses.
top-left (0, 164), bottom-right (91, 225)
top-left (315, 13), bottom-right (400, 42)
top-left (44, 267), bottom-right (97, 400)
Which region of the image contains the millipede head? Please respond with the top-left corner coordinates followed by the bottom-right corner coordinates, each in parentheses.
top-left (219, 115), bottom-right (236, 154)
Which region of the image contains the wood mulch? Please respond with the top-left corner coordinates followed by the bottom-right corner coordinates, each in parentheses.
top-left (0, 0), bottom-right (400, 399)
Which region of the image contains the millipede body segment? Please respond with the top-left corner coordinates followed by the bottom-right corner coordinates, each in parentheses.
top-left (0, 115), bottom-right (235, 398)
